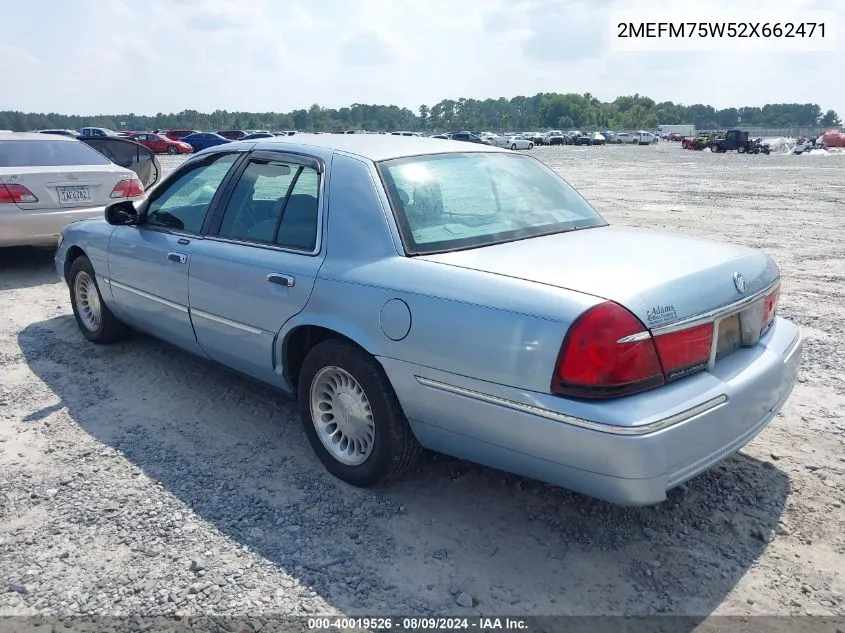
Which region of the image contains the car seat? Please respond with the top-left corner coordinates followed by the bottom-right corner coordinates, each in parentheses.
top-left (276, 194), bottom-right (319, 250)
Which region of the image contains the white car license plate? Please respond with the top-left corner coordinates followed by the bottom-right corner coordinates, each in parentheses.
top-left (57, 186), bottom-right (92, 204)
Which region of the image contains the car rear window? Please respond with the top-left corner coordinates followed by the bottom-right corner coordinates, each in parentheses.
top-left (0, 139), bottom-right (111, 167)
top-left (378, 152), bottom-right (606, 255)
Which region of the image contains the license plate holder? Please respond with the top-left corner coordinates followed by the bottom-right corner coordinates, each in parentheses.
top-left (716, 313), bottom-right (742, 359)
top-left (739, 298), bottom-right (766, 345)
top-left (57, 186), bottom-right (92, 204)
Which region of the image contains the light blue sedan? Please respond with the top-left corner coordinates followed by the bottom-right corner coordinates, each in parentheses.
top-left (54, 134), bottom-right (802, 506)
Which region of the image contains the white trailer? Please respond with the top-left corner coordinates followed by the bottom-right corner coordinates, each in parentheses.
top-left (658, 124), bottom-right (696, 138)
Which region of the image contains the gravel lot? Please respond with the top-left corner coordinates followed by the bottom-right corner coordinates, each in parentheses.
top-left (1, 143), bottom-right (844, 620)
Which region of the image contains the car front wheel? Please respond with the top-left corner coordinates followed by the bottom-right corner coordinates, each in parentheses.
top-left (167, 146), bottom-right (179, 154)
top-left (297, 339), bottom-right (422, 487)
top-left (69, 255), bottom-right (129, 343)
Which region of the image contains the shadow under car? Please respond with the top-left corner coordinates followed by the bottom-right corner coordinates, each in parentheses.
top-left (15, 315), bottom-right (789, 619)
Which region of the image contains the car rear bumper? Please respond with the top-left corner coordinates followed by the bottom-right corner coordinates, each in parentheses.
top-left (380, 316), bottom-right (802, 506)
top-left (0, 205), bottom-right (106, 247)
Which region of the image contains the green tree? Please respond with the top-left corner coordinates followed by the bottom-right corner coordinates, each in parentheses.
top-left (2, 94), bottom-right (838, 133)
top-left (819, 109), bottom-right (841, 127)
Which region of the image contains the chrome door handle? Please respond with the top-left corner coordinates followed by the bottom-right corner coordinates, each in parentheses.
top-left (267, 273), bottom-right (295, 287)
top-left (167, 252), bottom-right (187, 264)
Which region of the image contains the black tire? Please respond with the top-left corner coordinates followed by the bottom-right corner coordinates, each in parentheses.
top-left (511, 143), bottom-right (517, 150)
top-left (167, 145), bottom-right (179, 154)
top-left (69, 255), bottom-right (129, 343)
top-left (737, 145), bottom-right (747, 154)
top-left (297, 339), bottom-right (422, 487)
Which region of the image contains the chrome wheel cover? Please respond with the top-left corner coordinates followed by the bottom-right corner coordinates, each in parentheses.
top-left (309, 366), bottom-right (375, 466)
top-left (74, 271), bottom-right (102, 332)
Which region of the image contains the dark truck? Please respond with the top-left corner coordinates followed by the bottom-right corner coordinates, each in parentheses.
top-left (710, 129), bottom-right (771, 154)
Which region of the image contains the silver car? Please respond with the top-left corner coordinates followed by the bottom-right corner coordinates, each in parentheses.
top-left (54, 135), bottom-right (802, 506)
top-left (0, 133), bottom-right (156, 247)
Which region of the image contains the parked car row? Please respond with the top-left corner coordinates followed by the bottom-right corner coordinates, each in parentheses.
top-left (421, 129), bottom-right (664, 149)
top-left (29, 128), bottom-right (309, 154)
top-left (424, 131), bottom-right (534, 150)
top-left (519, 130), bottom-right (660, 146)
top-left (440, 129), bottom-right (662, 147)
top-left (30, 127), bottom-right (665, 152)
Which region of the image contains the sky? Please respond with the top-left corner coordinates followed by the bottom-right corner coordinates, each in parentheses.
top-left (1, 0), bottom-right (842, 116)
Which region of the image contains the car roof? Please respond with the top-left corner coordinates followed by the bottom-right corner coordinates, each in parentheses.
top-left (237, 133), bottom-right (508, 162)
top-left (0, 132), bottom-right (76, 142)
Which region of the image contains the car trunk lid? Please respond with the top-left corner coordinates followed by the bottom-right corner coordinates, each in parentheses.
top-left (417, 225), bottom-right (780, 329)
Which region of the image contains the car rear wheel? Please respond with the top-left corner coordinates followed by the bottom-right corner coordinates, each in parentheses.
top-left (511, 143), bottom-right (517, 150)
top-left (167, 145), bottom-right (179, 154)
top-left (528, 143), bottom-right (534, 149)
top-left (737, 145), bottom-right (746, 153)
top-left (297, 339), bottom-right (422, 487)
top-left (69, 256), bottom-right (129, 344)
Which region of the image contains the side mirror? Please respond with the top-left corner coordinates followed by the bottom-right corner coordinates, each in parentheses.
top-left (104, 200), bottom-right (139, 226)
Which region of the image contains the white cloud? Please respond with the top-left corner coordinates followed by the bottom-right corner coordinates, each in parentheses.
top-left (0, 45), bottom-right (43, 69)
top-left (2, 0), bottom-right (842, 116)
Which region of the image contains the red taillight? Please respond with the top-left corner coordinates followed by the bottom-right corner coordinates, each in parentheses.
top-left (552, 301), bottom-right (665, 399)
top-left (0, 183), bottom-right (38, 204)
top-left (763, 286), bottom-right (779, 328)
top-left (653, 323), bottom-right (713, 380)
top-left (110, 178), bottom-right (144, 199)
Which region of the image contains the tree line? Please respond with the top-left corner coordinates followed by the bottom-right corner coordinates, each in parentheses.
top-left (1, 93), bottom-right (840, 134)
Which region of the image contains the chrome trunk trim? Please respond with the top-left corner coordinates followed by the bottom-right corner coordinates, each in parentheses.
top-left (651, 279), bottom-right (780, 336)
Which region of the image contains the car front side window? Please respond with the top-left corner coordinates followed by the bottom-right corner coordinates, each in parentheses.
top-left (145, 152), bottom-right (239, 233)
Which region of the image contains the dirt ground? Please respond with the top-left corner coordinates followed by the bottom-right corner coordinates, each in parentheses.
top-left (1, 143), bottom-right (843, 621)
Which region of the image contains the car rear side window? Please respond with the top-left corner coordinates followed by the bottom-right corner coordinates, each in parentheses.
top-left (217, 159), bottom-right (320, 250)
top-left (218, 160), bottom-right (297, 243)
top-left (145, 153), bottom-right (239, 233)
top-left (0, 139), bottom-right (111, 167)
top-left (276, 167), bottom-right (319, 251)
top-left (378, 152), bottom-right (606, 255)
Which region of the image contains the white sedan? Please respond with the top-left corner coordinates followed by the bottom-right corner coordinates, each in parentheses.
top-left (501, 134), bottom-right (535, 150)
top-left (0, 133), bottom-right (151, 247)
